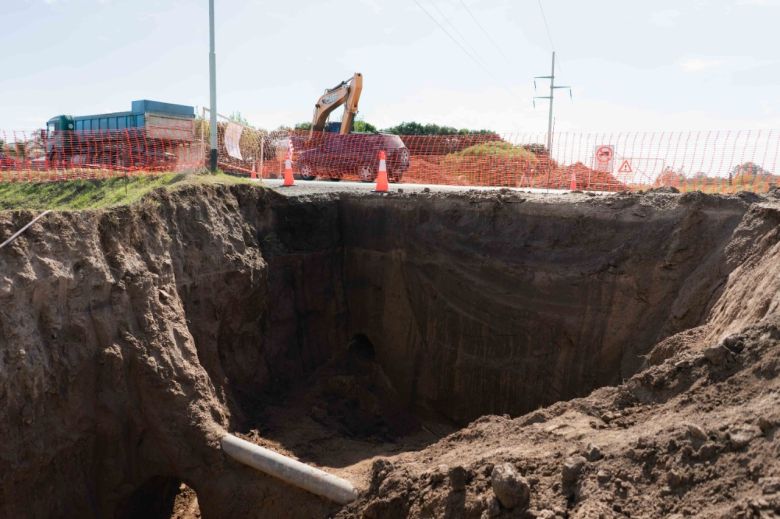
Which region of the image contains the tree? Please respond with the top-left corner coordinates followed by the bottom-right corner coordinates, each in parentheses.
top-left (294, 119), bottom-right (378, 133)
top-left (353, 120), bottom-right (377, 133)
top-left (730, 162), bottom-right (769, 180)
top-left (229, 111), bottom-right (253, 128)
top-left (655, 166), bottom-right (685, 187)
top-left (382, 121), bottom-right (495, 135)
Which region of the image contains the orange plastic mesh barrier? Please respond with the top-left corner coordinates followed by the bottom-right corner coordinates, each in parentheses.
top-left (217, 129), bottom-right (779, 193)
top-left (2, 126), bottom-right (778, 193)
top-left (0, 127), bottom-right (204, 182)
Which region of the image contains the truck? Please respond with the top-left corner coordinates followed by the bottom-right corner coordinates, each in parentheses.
top-left (45, 100), bottom-right (196, 169)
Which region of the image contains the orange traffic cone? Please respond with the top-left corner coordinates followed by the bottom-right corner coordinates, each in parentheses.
top-left (374, 150), bottom-right (389, 193)
top-left (282, 143), bottom-right (295, 187)
top-left (569, 169), bottom-right (577, 191)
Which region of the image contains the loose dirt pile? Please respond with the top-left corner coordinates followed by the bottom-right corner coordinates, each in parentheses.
top-left (0, 184), bottom-right (778, 518)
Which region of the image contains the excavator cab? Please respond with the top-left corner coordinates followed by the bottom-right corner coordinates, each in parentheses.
top-left (309, 73), bottom-right (363, 138)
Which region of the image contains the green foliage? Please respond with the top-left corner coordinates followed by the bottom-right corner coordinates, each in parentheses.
top-left (730, 162), bottom-right (770, 178)
top-left (229, 111), bottom-right (253, 128)
top-left (0, 172), bottom-right (254, 211)
top-left (353, 120), bottom-right (378, 133)
top-left (382, 121), bottom-right (495, 136)
top-left (295, 120), bottom-right (378, 133)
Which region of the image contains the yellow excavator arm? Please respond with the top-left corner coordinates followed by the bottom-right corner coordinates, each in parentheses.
top-left (310, 73), bottom-right (363, 138)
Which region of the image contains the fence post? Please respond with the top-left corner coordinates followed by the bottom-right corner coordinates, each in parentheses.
top-left (260, 135), bottom-right (264, 179)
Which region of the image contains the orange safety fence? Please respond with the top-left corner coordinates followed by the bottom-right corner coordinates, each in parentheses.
top-left (0, 127), bottom-right (204, 182)
top-left (220, 129), bottom-right (779, 193)
top-left (2, 126), bottom-right (778, 193)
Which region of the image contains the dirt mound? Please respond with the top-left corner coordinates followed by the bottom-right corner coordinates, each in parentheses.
top-left (339, 322), bottom-right (780, 518)
top-left (338, 199), bottom-right (780, 519)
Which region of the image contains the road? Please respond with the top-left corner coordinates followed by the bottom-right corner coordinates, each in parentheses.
top-left (255, 178), bottom-right (612, 197)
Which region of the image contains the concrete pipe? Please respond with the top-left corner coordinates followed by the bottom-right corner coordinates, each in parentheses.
top-left (220, 433), bottom-right (358, 505)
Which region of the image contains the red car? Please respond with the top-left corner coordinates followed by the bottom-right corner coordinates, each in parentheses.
top-left (293, 132), bottom-right (410, 182)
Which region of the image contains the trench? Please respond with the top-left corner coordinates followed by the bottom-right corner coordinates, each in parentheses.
top-left (0, 187), bottom-right (756, 518)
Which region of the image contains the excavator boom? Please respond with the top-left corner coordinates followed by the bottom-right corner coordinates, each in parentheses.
top-left (310, 73), bottom-right (363, 138)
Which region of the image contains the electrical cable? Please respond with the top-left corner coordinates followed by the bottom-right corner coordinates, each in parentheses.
top-left (458, 0), bottom-right (512, 64)
top-left (411, 0), bottom-right (491, 77)
top-left (536, 0), bottom-right (556, 51)
top-left (427, 0), bottom-right (490, 70)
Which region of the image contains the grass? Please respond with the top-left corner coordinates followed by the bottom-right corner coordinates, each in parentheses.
top-left (451, 141), bottom-right (538, 160)
top-left (0, 171), bottom-right (255, 211)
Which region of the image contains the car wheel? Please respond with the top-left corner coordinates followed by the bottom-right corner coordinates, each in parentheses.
top-left (389, 171), bottom-right (403, 183)
top-left (357, 163), bottom-right (376, 183)
top-left (398, 148), bottom-right (410, 165)
top-left (299, 162), bottom-right (316, 180)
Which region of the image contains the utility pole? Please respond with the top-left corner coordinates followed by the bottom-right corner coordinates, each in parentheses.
top-left (208, 0), bottom-right (218, 172)
top-left (534, 51), bottom-right (571, 155)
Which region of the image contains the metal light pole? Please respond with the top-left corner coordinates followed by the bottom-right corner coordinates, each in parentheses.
top-left (208, 0), bottom-right (218, 172)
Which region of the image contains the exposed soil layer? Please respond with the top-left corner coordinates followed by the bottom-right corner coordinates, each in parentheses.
top-left (1, 184), bottom-right (778, 518)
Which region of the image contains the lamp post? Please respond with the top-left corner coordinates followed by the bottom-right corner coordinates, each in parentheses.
top-left (208, 0), bottom-right (218, 172)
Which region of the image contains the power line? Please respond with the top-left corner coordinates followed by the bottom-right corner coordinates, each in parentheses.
top-left (536, 0), bottom-right (556, 51)
top-left (410, 0), bottom-right (528, 116)
top-left (536, 0), bottom-right (563, 74)
top-left (411, 0), bottom-right (495, 78)
top-left (427, 0), bottom-right (489, 70)
top-left (458, 0), bottom-right (512, 64)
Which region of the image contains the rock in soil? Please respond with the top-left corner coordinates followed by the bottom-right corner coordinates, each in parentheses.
top-left (491, 463), bottom-right (531, 510)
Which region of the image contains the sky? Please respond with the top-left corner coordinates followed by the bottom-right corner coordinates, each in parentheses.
top-left (1, 0), bottom-right (779, 133)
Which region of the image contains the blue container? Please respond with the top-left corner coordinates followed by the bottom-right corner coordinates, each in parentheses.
top-left (51, 100), bottom-right (195, 133)
top-left (131, 100), bottom-right (194, 119)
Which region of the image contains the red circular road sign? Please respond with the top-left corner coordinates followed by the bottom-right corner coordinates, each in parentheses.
top-left (596, 145), bottom-right (613, 164)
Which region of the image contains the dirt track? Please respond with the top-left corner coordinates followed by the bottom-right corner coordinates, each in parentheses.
top-left (1, 185), bottom-right (778, 518)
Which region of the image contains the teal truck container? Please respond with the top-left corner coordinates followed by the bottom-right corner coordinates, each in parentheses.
top-left (45, 100), bottom-right (196, 167)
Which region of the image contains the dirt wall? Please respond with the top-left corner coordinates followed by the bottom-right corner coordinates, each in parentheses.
top-left (337, 192), bottom-right (747, 423)
top-left (0, 186), bottom-right (335, 519)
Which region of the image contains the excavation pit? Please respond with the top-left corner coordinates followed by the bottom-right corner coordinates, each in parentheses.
top-left (1, 185), bottom-right (771, 519)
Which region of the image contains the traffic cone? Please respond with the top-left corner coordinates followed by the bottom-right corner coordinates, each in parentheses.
top-left (282, 143), bottom-right (295, 187)
top-left (282, 158), bottom-right (294, 187)
top-left (569, 169), bottom-right (577, 191)
top-left (374, 150), bottom-right (388, 193)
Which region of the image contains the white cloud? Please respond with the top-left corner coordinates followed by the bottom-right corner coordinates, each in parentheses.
top-left (678, 57), bottom-right (723, 72)
top-left (736, 0), bottom-right (780, 5)
top-left (650, 9), bottom-right (681, 27)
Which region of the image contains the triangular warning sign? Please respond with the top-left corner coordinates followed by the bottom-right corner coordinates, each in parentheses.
top-left (618, 160), bottom-right (633, 173)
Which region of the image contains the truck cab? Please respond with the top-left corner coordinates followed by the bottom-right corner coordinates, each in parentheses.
top-left (46, 115), bottom-right (75, 135)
